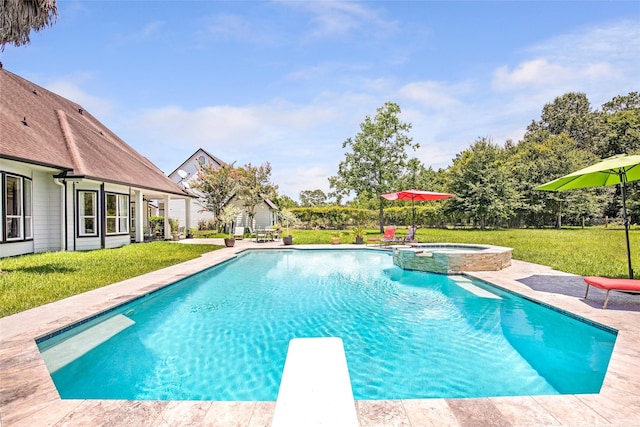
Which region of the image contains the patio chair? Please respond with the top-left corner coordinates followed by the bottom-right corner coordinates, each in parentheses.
top-left (387, 226), bottom-right (417, 246)
top-left (403, 226), bottom-right (417, 243)
top-left (234, 226), bottom-right (245, 240)
top-left (255, 228), bottom-right (268, 242)
top-left (367, 227), bottom-right (396, 246)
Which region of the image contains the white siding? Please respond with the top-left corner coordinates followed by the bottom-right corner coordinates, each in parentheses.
top-left (168, 151), bottom-right (216, 230)
top-left (231, 200), bottom-right (277, 229)
top-left (1, 241), bottom-right (33, 257)
top-left (32, 170), bottom-right (62, 253)
top-left (169, 198), bottom-right (213, 230)
top-left (105, 235), bottom-right (130, 249)
top-left (1, 160), bottom-right (59, 257)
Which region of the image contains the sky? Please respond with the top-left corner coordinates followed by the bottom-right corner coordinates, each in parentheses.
top-left (2, 1), bottom-right (639, 201)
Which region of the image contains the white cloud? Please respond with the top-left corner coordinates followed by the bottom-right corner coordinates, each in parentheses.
top-left (282, 1), bottom-right (397, 40)
top-left (492, 59), bottom-right (614, 92)
top-left (116, 21), bottom-right (164, 43)
top-left (277, 165), bottom-right (333, 198)
top-left (201, 13), bottom-right (279, 45)
top-left (398, 81), bottom-right (468, 111)
top-left (492, 20), bottom-right (639, 100)
top-left (46, 76), bottom-right (115, 118)
top-left (492, 59), bottom-right (571, 91)
top-left (528, 19), bottom-right (640, 66)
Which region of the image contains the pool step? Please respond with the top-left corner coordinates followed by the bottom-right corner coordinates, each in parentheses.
top-left (40, 314), bottom-right (135, 373)
top-left (451, 276), bottom-right (501, 299)
top-left (272, 337), bottom-right (359, 427)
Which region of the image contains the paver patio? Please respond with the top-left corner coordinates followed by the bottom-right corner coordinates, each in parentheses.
top-left (1, 239), bottom-right (639, 426)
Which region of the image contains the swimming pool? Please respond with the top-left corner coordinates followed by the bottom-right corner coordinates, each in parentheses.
top-left (38, 249), bottom-right (616, 401)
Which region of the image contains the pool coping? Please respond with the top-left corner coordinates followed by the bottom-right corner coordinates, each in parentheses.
top-left (1, 240), bottom-right (639, 426)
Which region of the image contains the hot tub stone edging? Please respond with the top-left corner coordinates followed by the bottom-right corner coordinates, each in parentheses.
top-left (392, 243), bottom-right (512, 274)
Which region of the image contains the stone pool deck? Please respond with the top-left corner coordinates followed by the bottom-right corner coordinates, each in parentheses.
top-left (1, 240), bottom-right (639, 426)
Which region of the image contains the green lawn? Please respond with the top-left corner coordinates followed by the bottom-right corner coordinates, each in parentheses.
top-left (290, 226), bottom-right (638, 279)
top-left (0, 242), bottom-right (221, 318)
top-left (1, 227), bottom-right (637, 318)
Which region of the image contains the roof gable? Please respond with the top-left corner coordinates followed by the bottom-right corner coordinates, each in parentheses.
top-left (0, 67), bottom-right (186, 196)
top-left (168, 148), bottom-right (227, 179)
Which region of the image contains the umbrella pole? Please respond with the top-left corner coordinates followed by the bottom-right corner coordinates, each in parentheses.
top-left (620, 179), bottom-right (634, 279)
top-left (412, 198), bottom-right (415, 229)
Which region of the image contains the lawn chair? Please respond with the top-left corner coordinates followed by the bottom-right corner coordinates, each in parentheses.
top-left (255, 227), bottom-right (268, 242)
top-left (403, 226), bottom-right (417, 243)
top-left (388, 226), bottom-right (417, 246)
top-left (233, 226), bottom-right (245, 240)
top-left (367, 227), bottom-right (396, 247)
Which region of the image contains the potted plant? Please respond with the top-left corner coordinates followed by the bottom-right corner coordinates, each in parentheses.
top-left (352, 226), bottom-right (365, 244)
top-left (331, 231), bottom-right (342, 245)
top-left (279, 209), bottom-right (300, 246)
top-left (220, 204), bottom-right (241, 247)
top-left (169, 218), bottom-right (180, 241)
top-left (149, 216), bottom-right (164, 240)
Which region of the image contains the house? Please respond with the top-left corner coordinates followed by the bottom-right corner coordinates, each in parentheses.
top-left (166, 149), bottom-right (279, 231)
top-left (165, 148), bottom-right (223, 230)
top-left (0, 66), bottom-right (191, 258)
top-left (227, 195), bottom-right (279, 232)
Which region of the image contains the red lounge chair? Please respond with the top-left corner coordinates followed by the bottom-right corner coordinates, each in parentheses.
top-left (367, 227), bottom-right (396, 246)
top-left (583, 276), bottom-right (640, 309)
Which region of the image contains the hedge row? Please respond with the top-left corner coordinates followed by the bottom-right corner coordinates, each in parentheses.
top-left (289, 205), bottom-right (449, 228)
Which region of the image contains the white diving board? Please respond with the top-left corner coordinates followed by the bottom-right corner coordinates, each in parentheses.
top-left (40, 314), bottom-right (135, 373)
top-left (271, 337), bottom-right (359, 427)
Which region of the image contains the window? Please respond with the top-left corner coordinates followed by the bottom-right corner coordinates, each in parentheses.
top-left (78, 191), bottom-right (98, 237)
top-left (24, 179), bottom-right (32, 239)
top-left (105, 193), bottom-right (129, 234)
top-left (2, 173), bottom-right (32, 241)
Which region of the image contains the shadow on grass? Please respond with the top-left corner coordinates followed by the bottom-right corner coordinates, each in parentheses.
top-left (4, 263), bottom-right (79, 274)
top-left (518, 274), bottom-right (640, 312)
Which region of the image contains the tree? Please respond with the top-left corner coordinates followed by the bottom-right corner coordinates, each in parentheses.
top-left (273, 194), bottom-right (297, 210)
top-left (190, 162), bottom-right (239, 232)
top-left (446, 138), bottom-right (518, 230)
top-left (397, 158), bottom-right (444, 192)
top-left (597, 93), bottom-right (640, 157)
top-left (236, 162), bottom-right (277, 228)
top-left (1, 0), bottom-right (58, 50)
top-left (329, 102), bottom-right (419, 232)
top-left (508, 132), bottom-right (603, 227)
top-left (299, 189), bottom-right (327, 207)
top-left (599, 109), bottom-right (640, 157)
top-left (526, 92), bottom-right (603, 154)
top-left (602, 92), bottom-right (640, 113)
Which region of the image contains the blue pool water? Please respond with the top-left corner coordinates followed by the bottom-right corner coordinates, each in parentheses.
top-left (38, 249), bottom-right (617, 401)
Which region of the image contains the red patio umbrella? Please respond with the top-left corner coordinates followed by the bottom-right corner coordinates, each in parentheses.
top-left (381, 189), bottom-right (454, 228)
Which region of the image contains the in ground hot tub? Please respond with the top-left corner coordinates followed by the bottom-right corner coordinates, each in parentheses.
top-left (393, 243), bottom-right (512, 274)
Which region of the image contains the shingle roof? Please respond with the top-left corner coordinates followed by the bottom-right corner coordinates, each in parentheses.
top-left (0, 67), bottom-right (187, 196)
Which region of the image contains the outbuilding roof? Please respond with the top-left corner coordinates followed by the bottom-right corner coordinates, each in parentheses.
top-left (0, 66), bottom-right (187, 196)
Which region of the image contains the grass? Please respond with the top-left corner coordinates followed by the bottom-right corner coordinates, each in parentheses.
top-left (0, 242), bottom-right (222, 318)
top-left (1, 226), bottom-right (637, 317)
top-left (289, 226), bottom-right (638, 279)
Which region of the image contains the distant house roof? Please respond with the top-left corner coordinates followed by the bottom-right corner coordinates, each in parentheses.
top-left (168, 148), bottom-right (227, 178)
top-left (0, 67), bottom-right (187, 196)
top-left (229, 194), bottom-right (280, 211)
top-left (264, 198), bottom-right (279, 210)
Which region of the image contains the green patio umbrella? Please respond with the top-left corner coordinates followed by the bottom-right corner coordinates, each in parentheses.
top-left (536, 154), bottom-right (640, 279)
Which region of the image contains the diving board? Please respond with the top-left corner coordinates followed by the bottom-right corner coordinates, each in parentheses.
top-left (271, 337), bottom-right (359, 427)
top-left (40, 314), bottom-right (135, 373)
